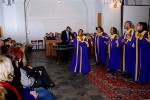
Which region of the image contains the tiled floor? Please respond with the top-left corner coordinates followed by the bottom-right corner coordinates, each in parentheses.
top-left (27, 51), bottom-right (108, 100)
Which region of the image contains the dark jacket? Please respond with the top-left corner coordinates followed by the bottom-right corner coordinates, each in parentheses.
top-left (12, 61), bottom-right (23, 99)
top-left (47, 36), bottom-right (55, 40)
top-left (1, 45), bottom-right (10, 54)
top-left (61, 30), bottom-right (74, 45)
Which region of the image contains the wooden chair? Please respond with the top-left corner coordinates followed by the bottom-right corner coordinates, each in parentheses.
top-left (31, 40), bottom-right (37, 50)
top-left (38, 40), bottom-right (43, 50)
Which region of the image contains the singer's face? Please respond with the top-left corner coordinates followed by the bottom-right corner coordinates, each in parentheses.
top-left (136, 23), bottom-right (142, 31)
top-left (110, 27), bottom-right (114, 35)
top-left (97, 28), bottom-right (101, 33)
top-left (78, 30), bottom-right (83, 36)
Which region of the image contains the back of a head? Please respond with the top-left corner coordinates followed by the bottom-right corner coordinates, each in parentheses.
top-left (7, 47), bottom-right (23, 59)
top-left (112, 27), bottom-right (118, 34)
top-left (96, 26), bottom-right (104, 32)
top-left (3, 39), bottom-right (9, 44)
top-left (0, 56), bottom-right (14, 82)
top-left (142, 22), bottom-right (148, 31)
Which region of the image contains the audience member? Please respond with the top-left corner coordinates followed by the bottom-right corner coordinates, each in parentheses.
top-left (1, 39), bottom-right (10, 54)
top-left (7, 37), bottom-right (13, 46)
top-left (47, 32), bottom-right (55, 40)
top-left (0, 40), bottom-right (4, 46)
top-left (55, 32), bottom-right (61, 40)
top-left (0, 55), bottom-right (21, 100)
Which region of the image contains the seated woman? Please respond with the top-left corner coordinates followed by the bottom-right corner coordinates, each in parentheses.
top-left (7, 47), bottom-right (54, 100)
top-left (0, 55), bottom-right (21, 100)
top-left (70, 29), bottom-right (90, 74)
top-left (25, 65), bottom-right (57, 89)
top-left (5, 53), bottom-right (38, 100)
top-left (20, 65), bottom-right (54, 100)
top-left (8, 47), bottom-right (57, 89)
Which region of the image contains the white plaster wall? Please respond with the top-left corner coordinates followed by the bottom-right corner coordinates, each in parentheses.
top-left (125, 0), bottom-right (150, 5)
top-left (1, 0), bottom-right (26, 43)
top-left (0, 0), bottom-right (3, 26)
top-left (1, 0), bottom-right (147, 42)
top-left (27, 0), bottom-right (87, 41)
top-left (101, 0), bottom-right (121, 35)
top-left (3, 3), bottom-right (18, 40)
top-left (0, 0), bottom-right (4, 40)
top-left (127, 0), bottom-right (142, 5)
top-left (142, 0), bottom-right (150, 5)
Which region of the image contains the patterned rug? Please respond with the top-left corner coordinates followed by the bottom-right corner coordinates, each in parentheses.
top-left (86, 66), bottom-right (150, 100)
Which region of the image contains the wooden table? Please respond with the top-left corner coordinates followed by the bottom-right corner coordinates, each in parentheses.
top-left (45, 40), bottom-right (62, 56)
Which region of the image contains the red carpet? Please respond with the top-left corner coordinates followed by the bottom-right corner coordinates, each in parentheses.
top-left (86, 66), bottom-right (150, 100)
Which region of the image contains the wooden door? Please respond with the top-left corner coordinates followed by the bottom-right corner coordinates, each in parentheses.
top-left (98, 13), bottom-right (102, 26)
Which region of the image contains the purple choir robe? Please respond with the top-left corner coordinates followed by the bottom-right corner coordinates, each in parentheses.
top-left (70, 36), bottom-right (90, 74)
top-left (93, 32), bottom-right (109, 63)
top-left (108, 34), bottom-right (122, 71)
top-left (122, 28), bottom-right (135, 75)
top-left (132, 31), bottom-right (150, 84)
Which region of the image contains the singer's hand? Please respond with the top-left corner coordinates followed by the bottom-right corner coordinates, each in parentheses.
top-left (122, 39), bottom-right (125, 43)
top-left (70, 36), bottom-right (73, 40)
top-left (116, 35), bottom-right (119, 40)
top-left (126, 34), bottom-right (131, 39)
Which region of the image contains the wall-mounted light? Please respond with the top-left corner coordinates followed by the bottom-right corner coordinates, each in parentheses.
top-left (113, 0), bottom-right (121, 8)
top-left (58, 0), bottom-right (61, 4)
top-left (2, 0), bottom-right (15, 6)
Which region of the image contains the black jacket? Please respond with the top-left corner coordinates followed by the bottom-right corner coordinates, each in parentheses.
top-left (61, 30), bottom-right (74, 45)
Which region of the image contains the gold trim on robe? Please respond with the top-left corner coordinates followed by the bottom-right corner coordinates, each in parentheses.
top-left (95, 36), bottom-right (98, 62)
top-left (135, 37), bottom-right (138, 81)
top-left (79, 47), bottom-right (82, 73)
top-left (74, 41), bottom-right (79, 72)
top-left (135, 30), bottom-right (149, 81)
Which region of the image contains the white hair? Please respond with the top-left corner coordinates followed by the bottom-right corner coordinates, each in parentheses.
top-left (0, 56), bottom-right (14, 82)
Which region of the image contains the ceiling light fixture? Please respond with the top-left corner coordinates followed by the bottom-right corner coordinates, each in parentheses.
top-left (113, 0), bottom-right (121, 8)
top-left (58, 0), bottom-right (61, 4)
top-left (2, 0), bottom-right (15, 6)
